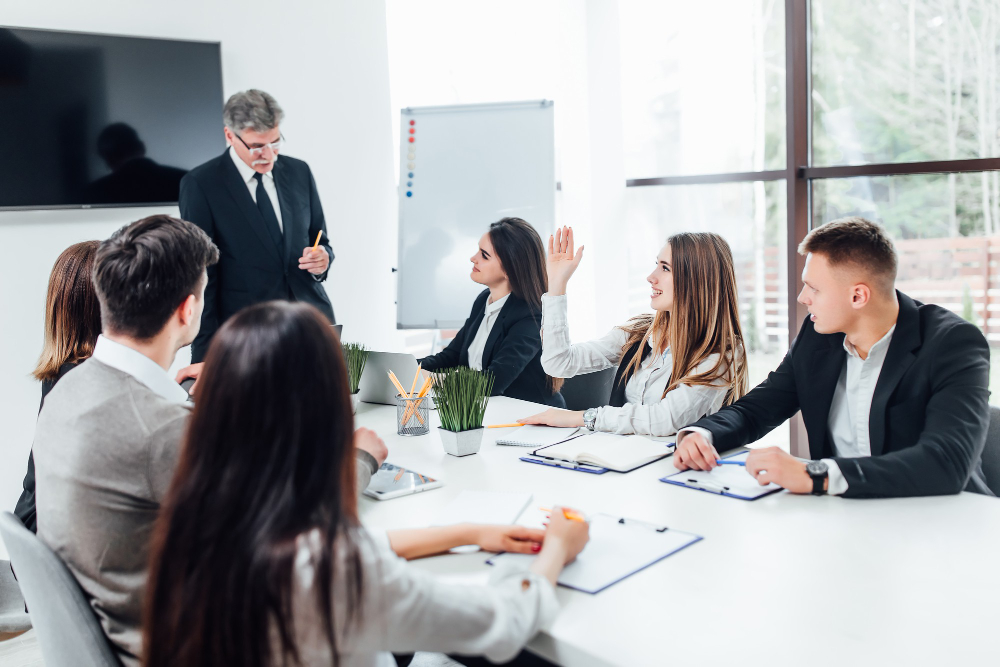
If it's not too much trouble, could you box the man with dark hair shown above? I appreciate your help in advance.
[674,216,993,498]
[32,214,385,667]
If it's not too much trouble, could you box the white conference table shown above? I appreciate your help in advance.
[356,397,1000,667]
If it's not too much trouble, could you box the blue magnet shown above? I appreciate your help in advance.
[408,172,414,178]
[406,191,413,197]
[407,181,412,186]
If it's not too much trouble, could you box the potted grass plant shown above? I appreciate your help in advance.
[432,367,494,456]
[343,342,370,414]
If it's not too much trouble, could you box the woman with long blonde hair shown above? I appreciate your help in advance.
[519,227,748,436]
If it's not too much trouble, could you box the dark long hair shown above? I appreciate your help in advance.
[143,302,362,667]
[488,217,564,393]
[34,241,101,381]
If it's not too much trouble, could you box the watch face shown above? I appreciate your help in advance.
[584,408,598,421]
[806,460,828,476]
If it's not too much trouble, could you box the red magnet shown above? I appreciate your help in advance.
[408,137,414,143]
[409,120,415,126]
[409,128,415,134]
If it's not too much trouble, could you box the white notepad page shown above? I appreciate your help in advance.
[496,425,583,447]
[431,490,533,526]
[665,451,782,499]
[489,513,701,593]
[539,432,671,471]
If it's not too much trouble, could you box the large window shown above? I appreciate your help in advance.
[622,0,1000,452]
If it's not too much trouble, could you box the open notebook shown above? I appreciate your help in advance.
[496,425,583,447]
[532,432,673,473]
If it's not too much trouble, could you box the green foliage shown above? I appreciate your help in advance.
[962,283,976,326]
[432,367,494,432]
[342,342,370,394]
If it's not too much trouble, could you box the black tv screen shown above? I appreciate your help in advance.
[0,27,223,210]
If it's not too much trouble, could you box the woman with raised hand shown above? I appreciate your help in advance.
[15,240,102,532]
[418,216,565,407]
[519,226,748,436]
[143,301,588,667]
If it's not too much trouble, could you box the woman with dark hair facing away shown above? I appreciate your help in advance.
[143,301,588,667]
[520,227,748,436]
[419,217,566,407]
[14,240,102,532]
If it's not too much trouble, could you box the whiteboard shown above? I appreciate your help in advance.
[396,100,556,329]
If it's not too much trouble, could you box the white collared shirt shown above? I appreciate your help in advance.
[678,325,897,496]
[91,335,189,404]
[539,294,730,436]
[820,325,896,494]
[229,146,283,233]
[467,293,510,371]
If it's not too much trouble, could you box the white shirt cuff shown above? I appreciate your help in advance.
[677,426,714,447]
[822,459,849,495]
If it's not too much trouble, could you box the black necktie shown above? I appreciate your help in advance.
[253,172,283,248]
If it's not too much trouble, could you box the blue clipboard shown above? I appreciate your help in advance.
[660,450,784,500]
[519,455,608,474]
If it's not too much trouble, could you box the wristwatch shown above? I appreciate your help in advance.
[583,408,598,431]
[806,460,829,495]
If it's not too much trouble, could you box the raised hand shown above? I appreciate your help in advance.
[546,226,585,296]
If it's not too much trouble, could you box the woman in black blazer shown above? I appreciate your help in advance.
[420,218,565,408]
[15,241,102,532]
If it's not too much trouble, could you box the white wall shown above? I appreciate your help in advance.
[0,0,401,557]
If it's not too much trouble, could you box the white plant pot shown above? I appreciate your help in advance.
[351,392,360,414]
[438,427,484,457]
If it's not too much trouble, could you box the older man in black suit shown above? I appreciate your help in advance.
[177,89,335,369]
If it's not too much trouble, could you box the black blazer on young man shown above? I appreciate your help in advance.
[686,291,992,498]
[179,151,335,362]
[419,289,566,408]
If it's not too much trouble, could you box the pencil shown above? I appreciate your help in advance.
[401,375,434,424]
[388,371,409,398]
[539,507,586,523]
[486,423,523,429]
[408,365,422,401]
[311,230,323,251]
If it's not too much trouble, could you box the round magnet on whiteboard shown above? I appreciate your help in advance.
[409,128,415,134]
[406,191,412,197]
[408,172,414,178]
[407,181,412,187]
[409,120,415,126]
[408,137,414,143]
[407,153,415,160]
[407,162,415,169]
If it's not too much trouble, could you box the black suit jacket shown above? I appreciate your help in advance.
[179,151,335,362]
[687,292,992,498]
[420,290,565,408]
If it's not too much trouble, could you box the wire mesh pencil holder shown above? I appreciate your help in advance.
[396,394,430,436]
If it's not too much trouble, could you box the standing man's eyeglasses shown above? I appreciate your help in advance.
[232,131,284,157]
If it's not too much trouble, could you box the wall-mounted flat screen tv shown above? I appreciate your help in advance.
[0,27,223,210]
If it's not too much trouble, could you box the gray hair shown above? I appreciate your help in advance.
[223,89,284,133]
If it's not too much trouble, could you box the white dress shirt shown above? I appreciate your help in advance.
[229,146,283,233]
[467,293,510,371]
[273,527,558,666]
[539,294,730,436]
[678,325,897,496]
[91,335,189,404]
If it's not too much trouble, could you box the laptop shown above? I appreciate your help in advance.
[331,324,343,338]
[357,351,430,405]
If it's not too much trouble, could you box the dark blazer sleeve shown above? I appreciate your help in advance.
[836,321,991,498]
[687,319,806,452]
[179,176,219,364]
[485,310,543,396]
[307,166,333,282]
[419,318,470,371]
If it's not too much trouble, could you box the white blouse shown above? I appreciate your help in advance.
[540,293,732,436]
[271,527,558,667]
[467,293,510,371]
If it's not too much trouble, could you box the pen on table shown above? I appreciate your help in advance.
[311,230,323,252]
[716,459,746,466]
[686,479,730,494]
[539,506,586,523]
[486,423,522,429]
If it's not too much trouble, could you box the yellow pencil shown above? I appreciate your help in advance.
[539,507,586,523]
[311,230,323,251]
[401,375,434,424]
[486,423,523,429]
[387,371,409,397]
[408,365,422,400]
